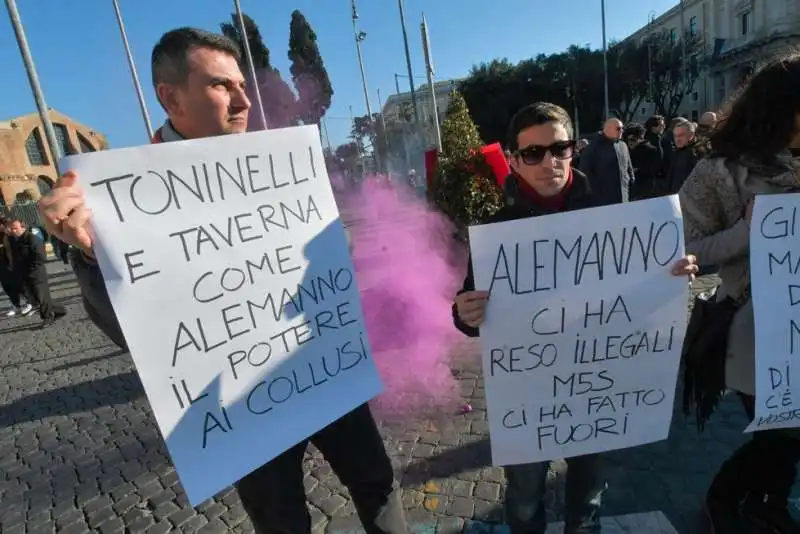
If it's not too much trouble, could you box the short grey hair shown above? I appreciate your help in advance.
[151,27,241,89]
[673,119,696,134]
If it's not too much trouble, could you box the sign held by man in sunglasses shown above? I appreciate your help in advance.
[468,195,688,465]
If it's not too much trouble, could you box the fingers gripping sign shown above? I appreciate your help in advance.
[38,170,95,257]
[456,290,490,328]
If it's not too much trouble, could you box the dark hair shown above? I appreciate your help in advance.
[507,102,574,152]
[151,27,241,89]
[624,122,646,141]
[644,115,664,130]
[711,51,800,160]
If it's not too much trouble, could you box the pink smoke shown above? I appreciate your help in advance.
[338,177,469,422]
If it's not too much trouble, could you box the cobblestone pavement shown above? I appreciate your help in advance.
[0,255,782,533]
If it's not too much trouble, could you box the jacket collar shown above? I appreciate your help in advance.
[152,121,185,144]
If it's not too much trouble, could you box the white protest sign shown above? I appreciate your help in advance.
[746,193,800,432]
[468,195,688,466]
[64,126,383,505]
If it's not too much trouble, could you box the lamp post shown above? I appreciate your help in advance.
[233,0,267,129]
[351,0,381,172]
[601,0,609,118]
[647,11,656,102]
[111,0,153,139]
[420,13,441,151]
[397,0,419,122]
[6,0,62,169]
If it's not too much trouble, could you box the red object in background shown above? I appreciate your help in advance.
[480,142,511,188]
[424,148,439,189]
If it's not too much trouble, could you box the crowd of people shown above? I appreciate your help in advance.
[6,20,797,534]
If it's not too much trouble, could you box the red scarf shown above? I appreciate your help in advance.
[517,168,574,212]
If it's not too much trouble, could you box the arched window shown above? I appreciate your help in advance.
[54,123,74,155]
[37,176,53,196]
[78,133,96,153]
[25,129,48,166]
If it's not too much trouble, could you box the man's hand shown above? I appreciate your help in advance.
[455,290,490,328]
[38,171,94,257]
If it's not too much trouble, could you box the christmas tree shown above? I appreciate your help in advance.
[430,90,503,228]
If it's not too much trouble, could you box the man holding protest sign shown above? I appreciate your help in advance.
[453,102,698,534]
[38,27,407,534]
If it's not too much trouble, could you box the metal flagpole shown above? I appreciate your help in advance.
[397,0,419,122]
[601,0,609,119]
[420,13,441,151]
[112,0,153,139]
[6,0,62,169]
[233,0,268,129]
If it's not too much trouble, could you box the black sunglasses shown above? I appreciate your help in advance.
[515,140,576,165]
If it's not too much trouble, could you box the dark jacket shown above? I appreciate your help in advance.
[7,231,47,277]
[452,169,597,337]
[629,141,663,199]
[666,141,707,194]
[645,131,665,162]
[577,136,635,205]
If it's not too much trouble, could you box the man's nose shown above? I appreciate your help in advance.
[232,86,251,110]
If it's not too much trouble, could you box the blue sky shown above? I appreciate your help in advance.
[1,0,677,149]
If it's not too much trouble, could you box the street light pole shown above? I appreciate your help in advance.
[350,0,380,173]
[420,13,441,151]
[111,0,153,139]
[397,0,419,122]
[6,0,62,169]
[233,0,268,129]
[601,0,610,118]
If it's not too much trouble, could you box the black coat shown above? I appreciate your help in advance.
[666,144,703,194]
[452,169,597,337]
[630,141,663,198]
[578,136,635,205]
[7,231,47,280]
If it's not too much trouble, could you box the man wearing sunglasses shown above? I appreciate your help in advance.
[578,118,636,206]
[451,102,698,533]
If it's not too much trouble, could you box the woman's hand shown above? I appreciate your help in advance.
[671,254,699,280]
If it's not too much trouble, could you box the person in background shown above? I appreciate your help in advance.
[696,111,718,138]
[0,216,32,317]
[624,122,662,199]
[679,51,800,534]
[452,101,698,534]
[644,115,666,162]
[50,233,70,264]
[38,27,408,534]
[577,118,635,205]
[666,119,707,194]
[4,217,65,326]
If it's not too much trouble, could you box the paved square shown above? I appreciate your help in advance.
[0,247,766,533]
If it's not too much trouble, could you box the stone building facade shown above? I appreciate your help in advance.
[0,109,108,206]
[625,0,800,122]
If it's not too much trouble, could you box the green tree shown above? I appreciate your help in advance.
[288,10,333,125]
[220,13,298,128]
[430,90,502,227]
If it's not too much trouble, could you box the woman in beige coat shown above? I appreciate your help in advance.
[679,52,800,534]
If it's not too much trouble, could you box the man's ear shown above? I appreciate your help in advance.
[155,83,181,116]
[509,156,520,174]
